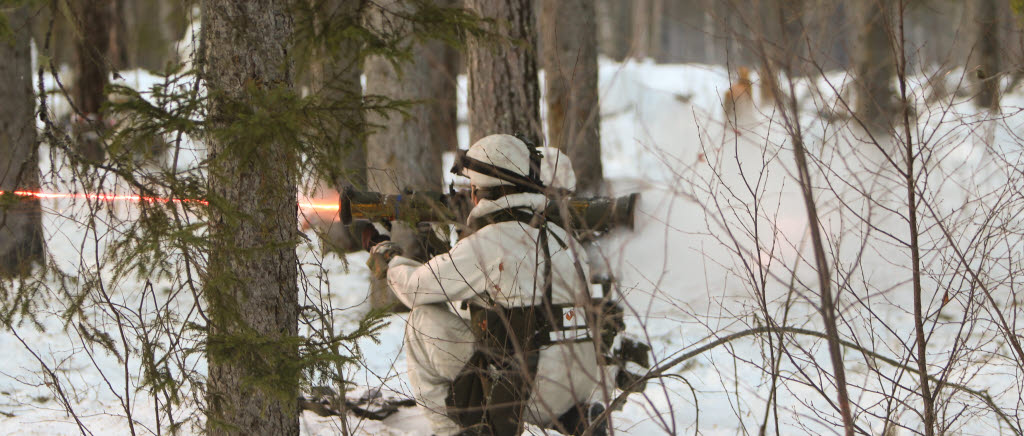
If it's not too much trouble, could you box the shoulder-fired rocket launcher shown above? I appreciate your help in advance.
[339,188,639,235]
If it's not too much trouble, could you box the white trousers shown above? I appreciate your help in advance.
[404,304,603,436]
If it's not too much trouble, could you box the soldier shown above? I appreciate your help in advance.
[369,134,606,435]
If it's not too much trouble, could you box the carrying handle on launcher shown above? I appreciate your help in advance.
[340,186,354,225]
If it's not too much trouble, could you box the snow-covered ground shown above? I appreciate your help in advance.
[3,57,1023,436]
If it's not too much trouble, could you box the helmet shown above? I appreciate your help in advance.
[464,134,533,188]
[538,147,576,193]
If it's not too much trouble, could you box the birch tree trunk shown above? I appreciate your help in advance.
[466,0,542,145]
[0,5,44,276]
[541,0,603,194]
[201,1,299,435]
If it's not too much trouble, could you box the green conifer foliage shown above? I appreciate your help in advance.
[3,0,490,432]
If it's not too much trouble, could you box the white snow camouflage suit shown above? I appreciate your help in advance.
[386,192,602,435]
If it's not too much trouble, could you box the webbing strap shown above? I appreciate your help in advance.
[466,208,537,232]
[452,152,543,193]
[449,132,545,195]
[468,208,567,250]
[538,218,555,337]
[452,204,587,434]
[511,132,544,191]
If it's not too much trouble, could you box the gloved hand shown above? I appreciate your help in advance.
[367,241,403,280]
[613,336,651,393]
[389,223,448,262]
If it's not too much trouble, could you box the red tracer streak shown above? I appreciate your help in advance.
[2,190,340,211]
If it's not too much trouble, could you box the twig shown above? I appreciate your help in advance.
[606,326,1021,435]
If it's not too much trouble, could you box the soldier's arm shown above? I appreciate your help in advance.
[386,232,494,308]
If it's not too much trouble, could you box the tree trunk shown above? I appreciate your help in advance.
[854,0,896,132]
[109,0,129,70]
[365,1,444,194]
[364,0,449,310]
[708,0,749,65]
[756,0,803,104]
[0,5,44,277]
[426,22,459,156]
[596,0,632,61]
[129,0,185,72]
[974,0,1000,110]
[631,0,667,62]
[310,0,366,191]
[73,0,113,161]
[75,0,112,117]
[803,0,853,71]
[201,1,299,435]
[649,0,665,61]
[32,5,76,69]
[663,0,708,63]
[540,0,603,194]
[760,0,803,69]
[466,0,542,146]
[631,0,651,60]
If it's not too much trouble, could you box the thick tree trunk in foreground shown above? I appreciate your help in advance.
[466,0,542,145]
[202,1,299,435]
[541,0,603,194]
[0,6,44,276]
[854,0,896,132]
[364,0,449,310]
[311,0,366,191]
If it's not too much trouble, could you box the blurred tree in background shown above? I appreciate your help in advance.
[541,0,603,194]
[0,2,44,277]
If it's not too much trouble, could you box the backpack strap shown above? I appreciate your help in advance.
[449,206,589,435]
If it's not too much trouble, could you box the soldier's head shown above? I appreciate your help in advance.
[463,134,535,205]
[460,135,577,205]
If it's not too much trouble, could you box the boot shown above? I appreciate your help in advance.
[554,402,608,436]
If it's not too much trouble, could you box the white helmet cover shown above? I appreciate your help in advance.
[465,134,533,188]
[538,146,576,193]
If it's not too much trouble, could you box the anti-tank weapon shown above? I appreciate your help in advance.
[329,187,639,260]
[340,187,640,236]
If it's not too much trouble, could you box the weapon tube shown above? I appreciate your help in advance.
[340,188,639,234]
